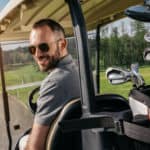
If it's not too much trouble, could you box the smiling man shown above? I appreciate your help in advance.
[19,18,80,150]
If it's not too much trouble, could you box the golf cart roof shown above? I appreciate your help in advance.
[0,0,143,41]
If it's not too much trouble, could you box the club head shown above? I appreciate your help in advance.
[143,47,150,61]
[131,63,139,73]
[144,32,150,42]
[106,67,131,85]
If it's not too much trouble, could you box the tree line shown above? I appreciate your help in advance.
[99,21,148,69]
[3,46,34,70]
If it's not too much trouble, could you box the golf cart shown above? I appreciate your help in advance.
[1,0,150,150]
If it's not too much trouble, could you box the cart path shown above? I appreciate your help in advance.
[0,94,33,150]
[6,81,41,90]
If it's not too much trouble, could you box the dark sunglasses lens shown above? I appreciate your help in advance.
[28,46,36,55]
[39,43,49,52]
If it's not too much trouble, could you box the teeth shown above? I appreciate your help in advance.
[39,56,47,61]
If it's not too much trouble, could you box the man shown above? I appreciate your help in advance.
[20,18,80,150]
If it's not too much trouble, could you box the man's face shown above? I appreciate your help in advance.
[29,25,61,72]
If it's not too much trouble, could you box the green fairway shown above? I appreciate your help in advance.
[4,64,46,86]
[2,64,150,105]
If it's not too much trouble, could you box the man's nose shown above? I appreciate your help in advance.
[34,48,42,57]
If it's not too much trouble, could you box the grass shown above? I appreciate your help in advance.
[4,65,46,86]
[1,64,150,105]
[0,64,46,105]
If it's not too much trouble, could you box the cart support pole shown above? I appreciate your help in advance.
[66,0,95,114]
[0,45,12,150]
[96,25,100,94]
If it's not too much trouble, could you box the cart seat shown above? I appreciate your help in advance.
[46,98,82,150]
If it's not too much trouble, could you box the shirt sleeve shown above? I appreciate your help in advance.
[34,79,66,126]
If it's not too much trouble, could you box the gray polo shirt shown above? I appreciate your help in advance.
[34,54,80,125]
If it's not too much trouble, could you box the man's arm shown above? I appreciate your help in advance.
[25,123,49,150]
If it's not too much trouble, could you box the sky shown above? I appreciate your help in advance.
[0,0,9,13]
[100,17,150,37]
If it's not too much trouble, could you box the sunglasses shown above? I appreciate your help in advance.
[28,40,60,55]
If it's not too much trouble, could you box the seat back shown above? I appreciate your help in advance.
[46,98,82,150]
[95,93,130,112]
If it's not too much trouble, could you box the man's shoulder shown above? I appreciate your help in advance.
[46,67,72,82]
[42,64,78,86]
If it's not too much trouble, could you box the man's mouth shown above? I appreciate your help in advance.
[37,56,49,65]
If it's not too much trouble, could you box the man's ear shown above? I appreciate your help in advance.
[59,38,67,50]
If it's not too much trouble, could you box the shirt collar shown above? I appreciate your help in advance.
[47,54,73,74]
[57,54,73,67]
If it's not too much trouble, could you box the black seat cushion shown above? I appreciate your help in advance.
[95,94,130,112]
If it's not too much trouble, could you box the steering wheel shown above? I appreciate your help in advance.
[28,86,40,114]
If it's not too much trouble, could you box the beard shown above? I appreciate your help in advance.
[45,49,60,71]
[38,46,61,72]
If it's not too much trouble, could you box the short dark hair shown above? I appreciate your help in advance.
[33,18,65,37]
